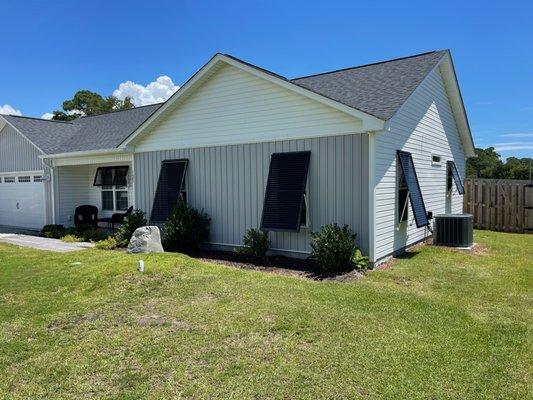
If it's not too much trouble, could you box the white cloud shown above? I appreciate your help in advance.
[41,112,54,120]
[500,133,533,138]
[494,142,533,151]
[0,104,22,116]
[113,75,179,106]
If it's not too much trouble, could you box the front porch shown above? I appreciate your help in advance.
[50,153,134,229]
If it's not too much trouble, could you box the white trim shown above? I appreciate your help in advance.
[0,169,44,176]
[367,131,376,262]
[0,115,46,155]
[51,153,133,167]
[119,53,385,148]
[41,148,127,160]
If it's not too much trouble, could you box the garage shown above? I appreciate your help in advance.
[0,172,46,230]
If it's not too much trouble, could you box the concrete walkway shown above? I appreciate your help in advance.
[0,233,94,252]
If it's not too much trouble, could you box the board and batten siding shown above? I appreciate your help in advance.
[132,63,363,153]
[134,135,370,256]
[0,123,43,173]
[373,64,467,261]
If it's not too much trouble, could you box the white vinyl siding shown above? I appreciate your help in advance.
[132,63,363,152]
[54,163,133,226]
[0,124,43,173]
[134,134,370,257]
[373,65,467,261]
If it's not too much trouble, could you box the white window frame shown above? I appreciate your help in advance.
[33,175,43,182]
[4,177,15,183]
[101,185,129,212]
[300,192,310,229]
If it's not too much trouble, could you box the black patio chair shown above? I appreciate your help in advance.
[74,205,99,228]
[98,206,133,234]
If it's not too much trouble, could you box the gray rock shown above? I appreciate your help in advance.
[126,226,164,254]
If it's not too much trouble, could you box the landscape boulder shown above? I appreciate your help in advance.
[126,226,164,254]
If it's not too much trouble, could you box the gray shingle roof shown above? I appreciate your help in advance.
[291,50,448,120]
[1,104,161,155]
[1,51,448,155]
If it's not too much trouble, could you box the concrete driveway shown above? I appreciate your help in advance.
[0,230,94,253]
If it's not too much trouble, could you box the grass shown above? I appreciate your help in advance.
[0,230,531,399]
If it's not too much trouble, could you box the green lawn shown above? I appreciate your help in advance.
[0,231,531,399]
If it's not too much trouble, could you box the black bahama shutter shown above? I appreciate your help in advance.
[151,159,188,222]
[261,151,311,232]
[93,166,129,186]
[447,161,465,194]
[397,151,429,228]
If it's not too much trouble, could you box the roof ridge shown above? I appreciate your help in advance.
[291,50,448,81]
[78,102,164,119]
[0,114,74,124]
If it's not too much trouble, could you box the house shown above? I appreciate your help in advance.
[0,50,475,264]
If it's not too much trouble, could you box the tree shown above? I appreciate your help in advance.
[467,147,532,180]
[52,90,134,121]
[466,147,504,178]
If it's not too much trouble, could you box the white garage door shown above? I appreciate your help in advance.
[0,173,46,230]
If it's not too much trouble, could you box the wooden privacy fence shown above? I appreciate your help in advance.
[463,179,533,233]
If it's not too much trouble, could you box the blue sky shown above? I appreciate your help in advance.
[1,0,532,158]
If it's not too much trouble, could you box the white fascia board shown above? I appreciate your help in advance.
[0,115,46,154]
[119,53,385,148]
[40,148,128,160]
[438,53,476,157]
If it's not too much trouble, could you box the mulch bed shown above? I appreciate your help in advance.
[188,249,365,282]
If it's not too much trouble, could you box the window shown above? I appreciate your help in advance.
[4,177,15,183]
[151,159,189,222]
[432,154,442,165]
[261,151,311,232]
[33,175,43,182]
[0,177,2,183]
[397,169,408,223]
[101,188,115,211]
[115,189,129,211]
[447,161,465,194]
[18,176,31,183]
[397,151,429,228]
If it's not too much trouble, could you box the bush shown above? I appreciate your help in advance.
[115,210,147,247]
[95,236,118,250]
[310,223,359,273]
[236,228,270,260]
[163,200,211,252]
[61,234,82,243]
[62,226,111,243]
[41,224,65,239]
[352,249,369,271]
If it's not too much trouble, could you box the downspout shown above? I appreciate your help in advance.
[41,157,56,224]
[367,131,376,264]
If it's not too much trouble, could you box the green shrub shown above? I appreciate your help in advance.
[95,236,118,250]
[236,228,270,260]
[41,224,65,239]
[310,223,359,273]
[62,226,111,243]
[61,234,83,243]
[352,249,369,271]
[163,200,210,252]
[115,210,147,247]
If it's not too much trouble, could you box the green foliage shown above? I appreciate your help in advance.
[52,90,134,121]
[310,223,359,273]
[41,224,66,239]
[352,249,369,271]
[61,234,83,243]
[115,210,147,247]
[163,200,211,252]
[95,237,118,250]
[237,229,271,259]
[61,226,111,243]
[467,147,532,180]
